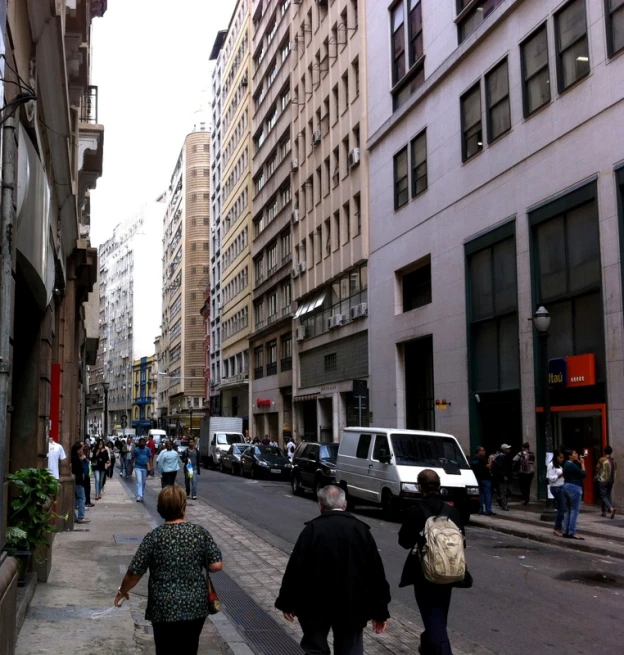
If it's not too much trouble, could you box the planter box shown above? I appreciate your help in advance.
[33,542,52,583]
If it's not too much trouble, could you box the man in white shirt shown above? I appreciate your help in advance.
[286,437,296,462]
[47,436,67,480]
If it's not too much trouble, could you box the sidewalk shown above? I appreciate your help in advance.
[470,498,624,560]
[15,476,232,655]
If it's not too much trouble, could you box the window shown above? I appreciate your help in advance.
[203,242,209,250]
[342,72,349,111]
[485,59,510,142]
[356,434,372,459]
[281,334,292,371]
[461,83,482,161]
[391,3,406,84]
[324,218,331,256]
[373,434,390,460]
[408,0,423,66]
[254,346,264,380]
[324,353,337,371]
[353,193,361,236]
[254,256,264,284]
[606,0,624,56]
[390,1,424,110]
[343,201,351,243]
[267,340,277,376]
[521,25,550,117]
[394,147,409,209]
[457,0,504,44]
[555,0,590,92]
[402,261,432,311]
[267,242,278,275]
[281,231,291,259]
[410,130,427,197]
[352,57,360,96]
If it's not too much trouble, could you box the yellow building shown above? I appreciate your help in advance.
[132,356,155,435]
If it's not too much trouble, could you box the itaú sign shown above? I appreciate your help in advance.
[256,399,271,408]
[548,354,596,388]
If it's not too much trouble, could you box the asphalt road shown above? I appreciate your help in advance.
[192,468,623,655]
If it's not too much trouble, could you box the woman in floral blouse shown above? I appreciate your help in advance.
[114,485,223,654]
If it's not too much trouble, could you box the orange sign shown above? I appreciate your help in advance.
[565,354,596,387]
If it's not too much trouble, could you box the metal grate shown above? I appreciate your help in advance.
[216,571,304,655]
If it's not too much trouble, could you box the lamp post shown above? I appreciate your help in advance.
[533,306,555,519]
[102,381,110,439]
[187,397,195,440]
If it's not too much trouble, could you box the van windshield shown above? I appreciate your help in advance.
[390,433,469,470]
[217,433,242,445]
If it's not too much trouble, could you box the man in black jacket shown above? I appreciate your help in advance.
[398,469,467,655]
[276,485,390,655]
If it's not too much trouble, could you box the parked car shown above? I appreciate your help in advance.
[335,428,480,523]
[219,443,248,475]
[240,445,292,479]
[291,441,338,496]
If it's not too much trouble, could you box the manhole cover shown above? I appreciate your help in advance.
[556,570,624,587]
[113,534,143,544]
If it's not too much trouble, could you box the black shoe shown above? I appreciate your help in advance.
[486,512,497,516]
[502,506,509,511]
[523,500,530,505]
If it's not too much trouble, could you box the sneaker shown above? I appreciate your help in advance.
[136,498,142,502]
[86,503,95,508]
[486,512,497,516]
[192,496,197,500]
[76,519,91,524]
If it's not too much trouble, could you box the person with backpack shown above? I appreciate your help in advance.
[513,442,536,505]
[398,469,470,655]
[491,444,513,511]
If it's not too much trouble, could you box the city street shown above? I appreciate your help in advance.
[187,468,623,655]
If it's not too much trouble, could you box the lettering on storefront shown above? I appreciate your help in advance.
[547,354,596,388]
[321,385,337,393]
[256,399,271,408]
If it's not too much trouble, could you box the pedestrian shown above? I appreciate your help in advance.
[132,437,152,503]
[286,436,296,461]
[83,440,94,508]
[262,435,270,445]
[147,434,157,477]
[252,436,261,445]
[276,485,390,655]
[71,442,90,524]
[596,445,617,519]
[270,439,279,447]
[398,469,470,655]
[119,436,133,478]
[91,438,110,501]
[491,444,513,511]
[157,440,181,488]
[183,437,201,499]
[471,446,494,515]
[547,450,565,536]
[114,485,223,655]
[107,439,116,479]
[46,434,66,481]
[562,449,587,540]
[513,442,536,505]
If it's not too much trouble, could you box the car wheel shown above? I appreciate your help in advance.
[230,463,236,475]
[251,466,256,480]
[292,474,303,496]
[381,489,396,520]
[220,461,225,473]
[314,477,324,498]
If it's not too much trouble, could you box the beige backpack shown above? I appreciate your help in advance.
[417,504,466,584]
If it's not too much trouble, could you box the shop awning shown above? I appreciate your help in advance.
[293,393,319,403]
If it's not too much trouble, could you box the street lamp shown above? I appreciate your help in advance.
[533,306,555,519]
[101,381,110,439]
[187,396,194,440]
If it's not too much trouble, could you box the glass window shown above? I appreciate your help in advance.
[457,0,504,44]
[537,216,567,301]
[408,0,423,66]
[402,263,432,311]
[461,83,482,161]
[486,59,510,142]
[391,3,406,84]
[607,0,624,56]
[356,434,372,459]
[394,146,409,209]
[521,25,551,116]
[410,130,427,197]
[555,0,590,92]
[373,434,390,460]
[390,433,469,469]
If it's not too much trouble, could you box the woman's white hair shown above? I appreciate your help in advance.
[317,485,347,510]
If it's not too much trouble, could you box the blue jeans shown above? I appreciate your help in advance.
[599,481,614,513]
[75,483,86,521]
[478,480,492,514]
[94,470,105,496]
[120,457,130,476]
[550,485,565,531]
[185,467,198,497]
[135,467,147,499]
[563,483,582,536]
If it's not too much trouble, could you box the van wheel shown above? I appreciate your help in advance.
[314,478,324,498]
[381,489,396,520]
[219,461,225,473]
[292,475,303,495]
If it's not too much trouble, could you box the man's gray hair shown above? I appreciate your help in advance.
[317,485,347,511]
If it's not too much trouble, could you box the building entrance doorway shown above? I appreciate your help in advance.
[404,335,435,431]
[301,400,317,442]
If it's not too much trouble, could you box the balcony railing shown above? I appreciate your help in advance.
[266,362,277,376]
[281,357,292,372]
[81,86,99,124]
[254,366,264,380]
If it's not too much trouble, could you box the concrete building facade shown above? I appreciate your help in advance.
[290,0,370,442]
[210,1,253,427]
[160,127,211,436]
[366,0,624,503]
[248,0,294,444]
[131,355,155,436]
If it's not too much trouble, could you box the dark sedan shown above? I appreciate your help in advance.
[291,441,338,496]
[240,446,292,479]
[219,443,248,475]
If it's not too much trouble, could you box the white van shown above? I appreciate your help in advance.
[207,431,245,468]
[335,428,479,522]
[148,429,167,448]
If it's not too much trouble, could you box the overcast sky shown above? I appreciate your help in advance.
[89,0,237,245]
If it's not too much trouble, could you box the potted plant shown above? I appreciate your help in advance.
[4,526,31,586]
[4,468,66,583]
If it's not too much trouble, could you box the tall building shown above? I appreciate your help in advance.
[248,0,294,443]
[209,0,253,426]
[159,126,211,438]
[92,199,165,430]
[366,0,624,504]
[290,0,369,442]
[131,355,155,436]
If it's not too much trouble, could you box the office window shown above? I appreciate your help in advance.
[402,261,432,311]
[485,59,510,142]
[333,211,341,250]
[353,192,361,236]
[253,346,264,380]
[342,72,349,110]
[606,0,624,56]
[391,3,406,84]
[461,83,482,161]
[352,57,360,96]
[391,1,424,110]
[410,130,427,197]
[457,0,504,44]
[394,146,409,209]
[408,0,423,66]
[267,242,278,274]
[521,25,550,117]
[324,353,337,371]
[266,340,277,376]
[555,0,590,92]
[343,201,351,243]
[281,334,292,371]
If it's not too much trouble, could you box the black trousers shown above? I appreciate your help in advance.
[161,471,177,488]
[83,475,91,504]
[518,473,534,502]
[299,620,363,655]
[152,617,205,655]
[414,583,453,655]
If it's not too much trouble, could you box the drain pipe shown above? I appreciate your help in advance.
[0,113,18,548]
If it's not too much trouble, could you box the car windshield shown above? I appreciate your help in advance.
[257,446,284,457]
[390,433,469,470]
[233,445,246,454]
[217,433,242,445]
[319,443,338,461]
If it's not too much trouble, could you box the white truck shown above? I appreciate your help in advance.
[199,417,245,468]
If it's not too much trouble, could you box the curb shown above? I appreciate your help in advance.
[470,518,624,560]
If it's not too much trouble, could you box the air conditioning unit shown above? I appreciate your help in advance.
[296,326,308,341]
[292,209,300,223]
[329,314,345,329]
[348,147,360,167]
[292,267,300,279]
[299,261,307,273]
[313,130,322,145]
[291,158,299,171]
[359,302,368,316]
[349,305,361,320]
[326,317,335,331]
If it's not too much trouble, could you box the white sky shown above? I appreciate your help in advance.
[89,0,237,246]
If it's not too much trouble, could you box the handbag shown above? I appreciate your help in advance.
[207,577,221,615]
